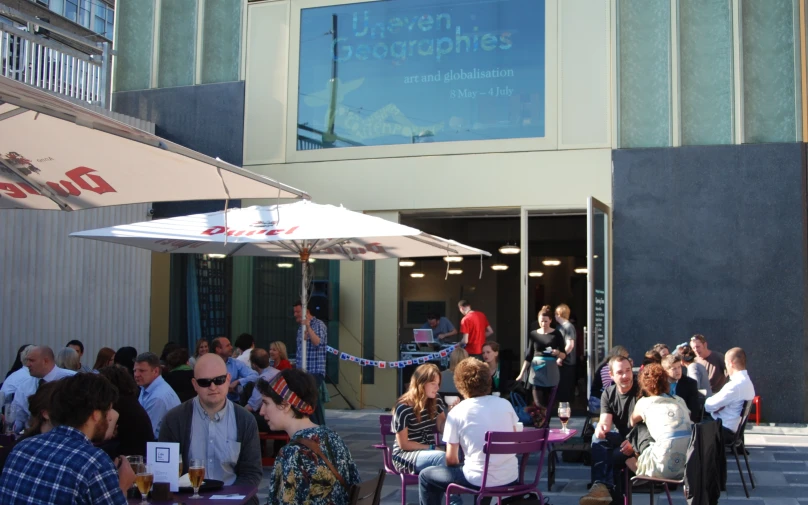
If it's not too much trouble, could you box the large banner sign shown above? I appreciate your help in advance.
[298,0,546,148]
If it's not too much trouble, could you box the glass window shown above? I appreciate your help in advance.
[94,3,106,35]
[157,0,198,88]
[106,6,114,40]
[49,0,64,16]
[679,0,733,145]
[297,0,546,149]
[199,0,242,84]
[64,0,78,22]
[742,0,797,143]
[79,0,91,28]
[113,0,154,92]
[618,0,671,148]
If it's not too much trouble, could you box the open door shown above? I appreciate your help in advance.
[586,197,611,400]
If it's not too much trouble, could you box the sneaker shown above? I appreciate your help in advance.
[579,482,613,505]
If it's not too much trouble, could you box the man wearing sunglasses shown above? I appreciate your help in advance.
[158,354,262,499]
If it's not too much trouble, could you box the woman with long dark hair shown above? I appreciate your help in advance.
[516,305,566,408]
[113,347,138,376]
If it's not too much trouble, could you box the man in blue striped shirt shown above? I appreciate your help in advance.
[211,337,258,402]
[0,373,135,505]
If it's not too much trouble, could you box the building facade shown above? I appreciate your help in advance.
[112,0,808,422]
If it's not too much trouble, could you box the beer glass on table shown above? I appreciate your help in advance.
[178,454,183,478]
[135,464,154,504]
[558,402,571,434]
[189,458,206,499]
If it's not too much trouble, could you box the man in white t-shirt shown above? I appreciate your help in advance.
[418,358,519,505]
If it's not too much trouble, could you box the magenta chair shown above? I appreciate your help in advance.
[373,414,419,505]
[445,428,550,505]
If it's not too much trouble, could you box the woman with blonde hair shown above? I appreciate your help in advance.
[439,347,468,395]
[188,339,208,368]
[270,341,292,371]
[392,363,446,474]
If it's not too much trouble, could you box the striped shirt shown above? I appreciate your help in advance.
[392,399,445,473]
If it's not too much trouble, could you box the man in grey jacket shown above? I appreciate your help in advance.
[159,354,262,500]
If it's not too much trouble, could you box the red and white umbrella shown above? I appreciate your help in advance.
[71,201,490,369]
[0,76,308,210]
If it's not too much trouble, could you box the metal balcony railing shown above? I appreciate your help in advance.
[0,12,110,107]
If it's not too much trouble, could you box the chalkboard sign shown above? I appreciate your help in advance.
[406,301,447,326]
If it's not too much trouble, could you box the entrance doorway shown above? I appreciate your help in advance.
[398,210,588,410]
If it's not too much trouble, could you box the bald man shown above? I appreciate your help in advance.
[11,346,76,431]
[704,347,755,440]
[159,354,262,497]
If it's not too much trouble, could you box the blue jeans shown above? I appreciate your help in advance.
[414,450,447,474]
[591,432,629,492]
[419,465,470,505]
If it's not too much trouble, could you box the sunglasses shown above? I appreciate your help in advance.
[195,374,227,388]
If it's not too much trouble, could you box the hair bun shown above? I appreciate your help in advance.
[541,305,552,312]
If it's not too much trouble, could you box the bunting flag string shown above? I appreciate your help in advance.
[326,345,456,369]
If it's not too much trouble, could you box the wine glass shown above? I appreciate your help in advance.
[135,464,153,504]
[189,458,206,499]
[558,402,571,434]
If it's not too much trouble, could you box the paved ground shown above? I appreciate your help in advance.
[255,410,808,505]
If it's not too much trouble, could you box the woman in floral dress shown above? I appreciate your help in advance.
[257,369,360,505]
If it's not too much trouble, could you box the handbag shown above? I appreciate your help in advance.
[294,438,347,488]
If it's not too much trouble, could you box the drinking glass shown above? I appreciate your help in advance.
[178,454,183,478]
[135,464,153,504]
[558,402,571,434]
[3,405,16,436]
[189,458,206,499]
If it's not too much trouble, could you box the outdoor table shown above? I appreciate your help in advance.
[127,485,258,505]
[532,428,578,491]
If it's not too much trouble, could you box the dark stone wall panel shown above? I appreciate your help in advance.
[613,143,806,422]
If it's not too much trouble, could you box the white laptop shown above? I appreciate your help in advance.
[413,328,434,344]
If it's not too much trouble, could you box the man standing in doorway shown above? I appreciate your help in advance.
[555,304,577,403]
[690,334,728,393]
[457,300,494,359]
[294,300,328,426]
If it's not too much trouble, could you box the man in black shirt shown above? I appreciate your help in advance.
[580,355,638,505]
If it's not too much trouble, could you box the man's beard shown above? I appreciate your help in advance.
[92,416,109,443]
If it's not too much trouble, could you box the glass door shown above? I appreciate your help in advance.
[586,197,611,399]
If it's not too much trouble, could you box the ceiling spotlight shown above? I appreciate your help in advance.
[206,254,227,259]
[443,255,463,263]
[410,272,425,278]
[308,258,316,263]
[448,268,463,275]
[528,271,544,277]
[542,259,561,266]
[574,268,588,274]
[498,242,521,255]
[277,263,294,268]
[399,259,415,267]
[491,263,509,271]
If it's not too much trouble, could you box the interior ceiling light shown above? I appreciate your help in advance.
[491,263,509,271]
[399,259,415,267]
[443,255,463,263]
[574,268,588,274]
[206,254,227,259]
[498,242,521,255]
[542,259,561,266]
[277,263,294,268]
[448,268,463,275]
[528,271,544,277]
[410,272,425,278]
[308,258,316,263]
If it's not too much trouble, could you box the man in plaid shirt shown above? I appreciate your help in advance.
[294,300,328,425]
[0,373,135,505]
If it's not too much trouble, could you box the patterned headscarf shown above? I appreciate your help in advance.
[267,373,314,416]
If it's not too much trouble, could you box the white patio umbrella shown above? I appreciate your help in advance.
[70,200,491,369]
[0,76,308,210]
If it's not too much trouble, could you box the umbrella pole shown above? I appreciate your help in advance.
[299,246,310,372]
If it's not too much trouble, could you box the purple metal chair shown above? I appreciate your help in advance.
[445,428,550,505]
[373,414,419,505]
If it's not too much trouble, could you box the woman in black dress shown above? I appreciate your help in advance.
[516,305,566,409]
[98,365,155,458]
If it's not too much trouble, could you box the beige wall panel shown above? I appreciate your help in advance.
[363,211,399,410]
[337,260,364,408]
[248,148,612,211]
[244,1,290,165]
[558,0,611,148]
[150,252,171,354]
